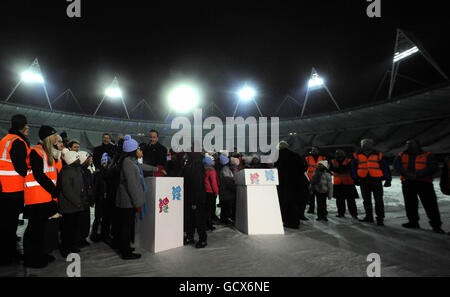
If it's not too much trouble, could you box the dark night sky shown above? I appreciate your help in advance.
[1,0,449,120]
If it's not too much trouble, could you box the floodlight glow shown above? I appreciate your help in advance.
[393,46,419,62]
[308,74,324,89]
[168,85,200,112]
[21,71,44,83]
[238,86,256,101]
[105,87,122,98]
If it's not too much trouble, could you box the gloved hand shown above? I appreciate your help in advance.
[384,180,391,187]
[49,213,62,220]
[137,206,142,213]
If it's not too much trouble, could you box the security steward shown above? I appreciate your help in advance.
[352,139,391,226]
[23,125,60,268]
[0,114,30,266]
[394,139,444,233]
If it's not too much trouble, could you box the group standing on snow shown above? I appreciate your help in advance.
[0,114,449,269]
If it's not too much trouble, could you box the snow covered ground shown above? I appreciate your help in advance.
[1,177,449,277]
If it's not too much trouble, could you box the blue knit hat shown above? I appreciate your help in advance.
[220,154,229,165]
[123,135,139,153]
[203,156,213,166]
[101,152,111,165]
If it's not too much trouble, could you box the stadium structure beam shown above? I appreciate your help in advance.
[93,76,130,119]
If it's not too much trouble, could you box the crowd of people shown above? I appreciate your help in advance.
[0,114,449,269]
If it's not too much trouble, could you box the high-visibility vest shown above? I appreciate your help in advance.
[331,159,354,185]
[55,158,63,173]
[398,152,433,183]
[24,144,58,205]
[0,134,30,193]
[353,152,383,178]
[305,155,325,180]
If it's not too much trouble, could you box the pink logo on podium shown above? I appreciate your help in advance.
[159,197,169,213]
[250,173,260,184]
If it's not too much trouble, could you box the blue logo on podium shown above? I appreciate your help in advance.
[265,170,275,181]
[172,186,182,200]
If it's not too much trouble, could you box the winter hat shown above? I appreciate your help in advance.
[78,151,90,164]
[63,150,80,165]
[230,157,240,166]
[219,150,229,157]
[318,160,329,169]
[39,125,57,140]
[123,134,139,153]
[220,154,229,165]
[11,114,28,131]
[203,156,213,166]
[60,131,68,139]
[276,141,289,150]
[101,152,111,165]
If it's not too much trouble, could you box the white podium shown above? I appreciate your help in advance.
[235,169,284,235]
[138,177,184,253]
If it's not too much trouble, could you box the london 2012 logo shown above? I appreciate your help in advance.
[159,197,170,213]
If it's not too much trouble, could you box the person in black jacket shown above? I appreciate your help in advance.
[275,141,310,229]
[440,156,450,196]
[0,114,30,265]
[182,150,208,248]
[218,153,236,225]
[78,151,95,247]
[141,129,167,172]
[93,133,115,170]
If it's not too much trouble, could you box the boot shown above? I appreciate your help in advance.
[359,217,374,223]
[402,222,420,229]
[195,241,207,249]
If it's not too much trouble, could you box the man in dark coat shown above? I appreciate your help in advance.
[141,130,167,173]
[275,141,310,229]
[93,133,115,170]
[182,150,207,248]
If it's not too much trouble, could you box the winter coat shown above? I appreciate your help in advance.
[311,168,333,199]
[204,165,219,195]
[116,156,158,209]
[58,164,85,214]
[182,153,207,206]
[218,165,236,202]
[142,142,167,169]
[80,165,95,208]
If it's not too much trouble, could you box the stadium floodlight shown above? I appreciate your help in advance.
[5,58,52,110]
[307,73,324,89]
[21,70,44,83]
[93,76,130,119]
[393,46,419,62]
[105,87,122,98]
[238,86,256,101]
[232,84,263,117]
[168,84,200,113]
[301,67,340,118]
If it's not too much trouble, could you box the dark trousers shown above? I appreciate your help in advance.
[402,181,442,228]
[308,191,317,212]
[299,196,308,217]
[78,208,90,242]
[205,192,217,227]
[0,192,23,261]
[360,180,384,221]
[60,212,81,252]
[23,206,49,264]
[117,208,136,255]
[185,203,207,242]
[316,193,328,219]
[92,195,114,238]
[336,197,358,217]
[220,198,236,222]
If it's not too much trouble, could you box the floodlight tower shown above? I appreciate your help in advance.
[4,58,53,110]
[164,84,201,121]
[387,29,448,100]
[301,67,340,118]
[232,85,263,117]
[93,76,130,119]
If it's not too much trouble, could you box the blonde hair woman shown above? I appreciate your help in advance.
[23,125,61,269]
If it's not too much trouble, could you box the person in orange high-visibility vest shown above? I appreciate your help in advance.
[351,139,391,226]
[0,114,30,266]
[305,146,326,214]
[330,149,359,219]
[23,125,60,269]
[393,139,444,234]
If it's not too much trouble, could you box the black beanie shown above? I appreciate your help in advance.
[39,125,57,140]
[11,114,28,131]
[60,131,68,139]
